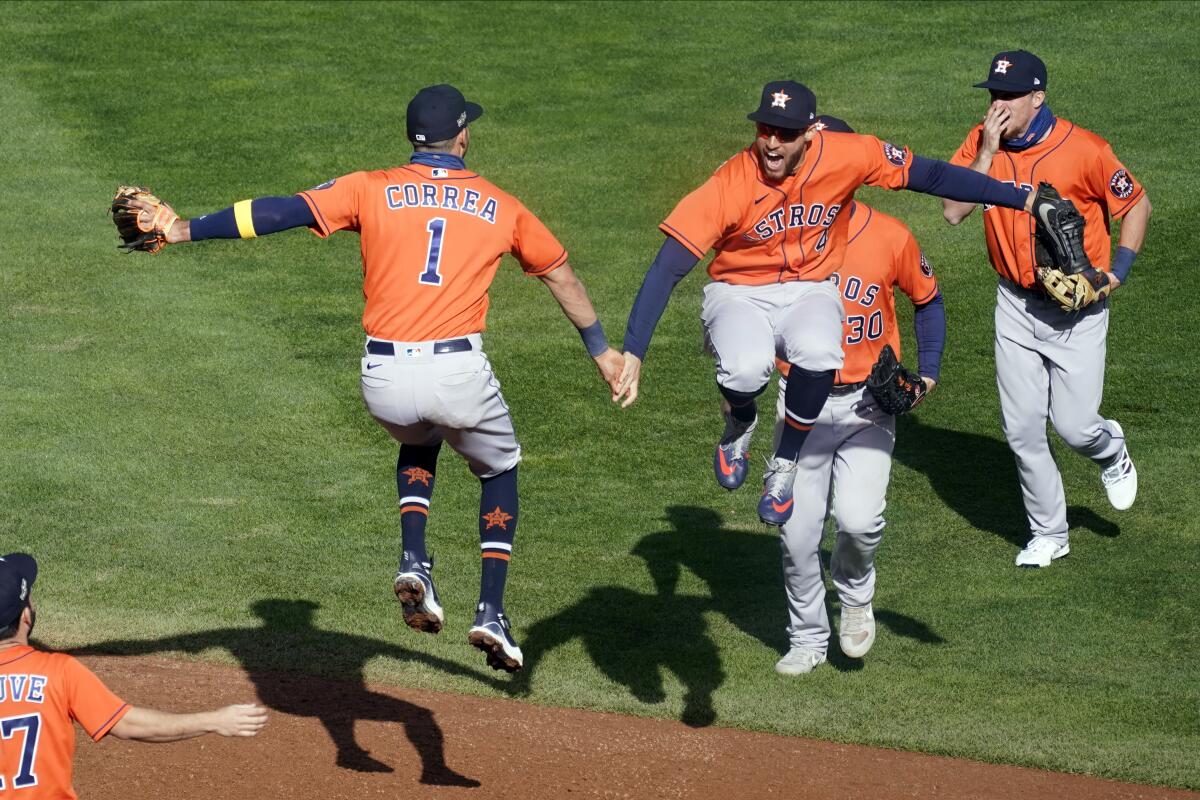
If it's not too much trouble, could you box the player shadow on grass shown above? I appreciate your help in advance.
[514,507,944,725]
[70,599,487,787]
[892,417,1121,548]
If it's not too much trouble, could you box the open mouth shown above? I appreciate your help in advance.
[764,152,785,171]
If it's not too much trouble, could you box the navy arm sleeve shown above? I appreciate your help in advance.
[912,291,946,382]
[907,156,1029,211]
[190,196,315,240]
[622,236,701,360]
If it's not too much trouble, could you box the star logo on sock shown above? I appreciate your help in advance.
[402,467,432,487]
[482,506,513,530]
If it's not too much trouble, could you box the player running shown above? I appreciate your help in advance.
[0,553,266,798]
[768,116,945,675]
[942,51,1150,568]
[615,79,1055,527]
[110,85,623,671]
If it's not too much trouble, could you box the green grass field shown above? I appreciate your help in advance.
[2,0,1198,789]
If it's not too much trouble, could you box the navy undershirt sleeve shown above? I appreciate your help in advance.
[189,195,315,240]
[622,236,701,360]
[913,291,946,382]
[907,155,1029,211]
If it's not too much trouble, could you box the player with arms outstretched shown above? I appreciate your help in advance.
[0,553,266,799]
[943,51,1150,568]
[616,80,1052,527]
[769,117,945,674]
[111,85,623,671]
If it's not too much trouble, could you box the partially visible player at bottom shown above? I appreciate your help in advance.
[0,553,267,799]
[943,51,1150,568]
[111,85,623,671]
[766,116,946,675]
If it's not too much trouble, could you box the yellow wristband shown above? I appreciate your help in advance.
[233,200,257,238]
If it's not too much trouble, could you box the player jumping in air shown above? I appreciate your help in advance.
[111,85,624,671]
[615,80,1053,527]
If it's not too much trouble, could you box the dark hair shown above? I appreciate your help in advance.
[413,135,459,153]
[0,613,21,639]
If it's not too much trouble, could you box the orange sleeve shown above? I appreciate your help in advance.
[948,127,980,168]
[856,134,913,191]
[659,170,737,259]
[511,202,568,276]
[894,231,939,306]
[1088,143,1145,220]
[297,172,369,239]
[64,657,130,742]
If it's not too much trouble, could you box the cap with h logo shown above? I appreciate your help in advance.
[747,80,817,130]
[0,553,37,627]
[407,84,484,144]
[974,50,1048,93]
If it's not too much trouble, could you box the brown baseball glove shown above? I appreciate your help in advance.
[111,186,179,253]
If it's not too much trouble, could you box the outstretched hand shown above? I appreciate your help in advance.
[593,347,624,393]
[211,703,269,737]
[613,352,642,408]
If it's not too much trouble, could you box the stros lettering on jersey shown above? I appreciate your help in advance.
[951,118,1144,288]
[661,131,913,285]
[300,163,567,341]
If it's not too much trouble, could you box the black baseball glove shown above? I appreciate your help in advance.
[866,344,927,415]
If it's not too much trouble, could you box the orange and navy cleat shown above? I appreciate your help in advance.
[714,413,756,490]
[757,457,798,526]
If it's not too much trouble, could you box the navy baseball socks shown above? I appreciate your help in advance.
[759,367,834,526]
[394,444,444,633]
[715,385,760,490]
[471,466,523,671]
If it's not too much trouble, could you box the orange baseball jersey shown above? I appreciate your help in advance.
[661,132,913,285]
[950,118,1144,288]
[0,646,130,798]
[777,202,938,385]
[299,163,568,341]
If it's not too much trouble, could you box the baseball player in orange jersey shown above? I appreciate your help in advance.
[115,85,623,671]
[766,117,945,675]
[617,80,1047,528]
[0,554,266,799]
[943,51,1151,568]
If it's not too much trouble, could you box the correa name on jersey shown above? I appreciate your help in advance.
[0,673,49,703]
[744,202,843,242]
[385,182,499,225]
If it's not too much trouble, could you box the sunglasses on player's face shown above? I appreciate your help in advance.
[756,122,804,143]
[989,89,1033,102]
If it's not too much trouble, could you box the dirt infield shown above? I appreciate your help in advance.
[73,655,1194,800]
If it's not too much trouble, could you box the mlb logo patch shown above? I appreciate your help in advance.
[1109,169,1134,199]
[883,142,908,167]
[405,347,423,358]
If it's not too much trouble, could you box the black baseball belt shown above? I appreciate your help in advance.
[828,381,866,396]
[366,338,473,356]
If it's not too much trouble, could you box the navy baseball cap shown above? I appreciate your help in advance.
[747,80,817,130]
[974,50,1047,93]
[814,115,854,134]
[407,84,483,144]
[0,553,37,627]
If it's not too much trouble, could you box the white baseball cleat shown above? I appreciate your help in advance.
[774,646,826,676]
[1100,420,1137,511]
[838,603,876,659]
[1015,536,1070,568]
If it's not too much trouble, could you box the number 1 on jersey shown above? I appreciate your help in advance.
[420,218,446,286]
